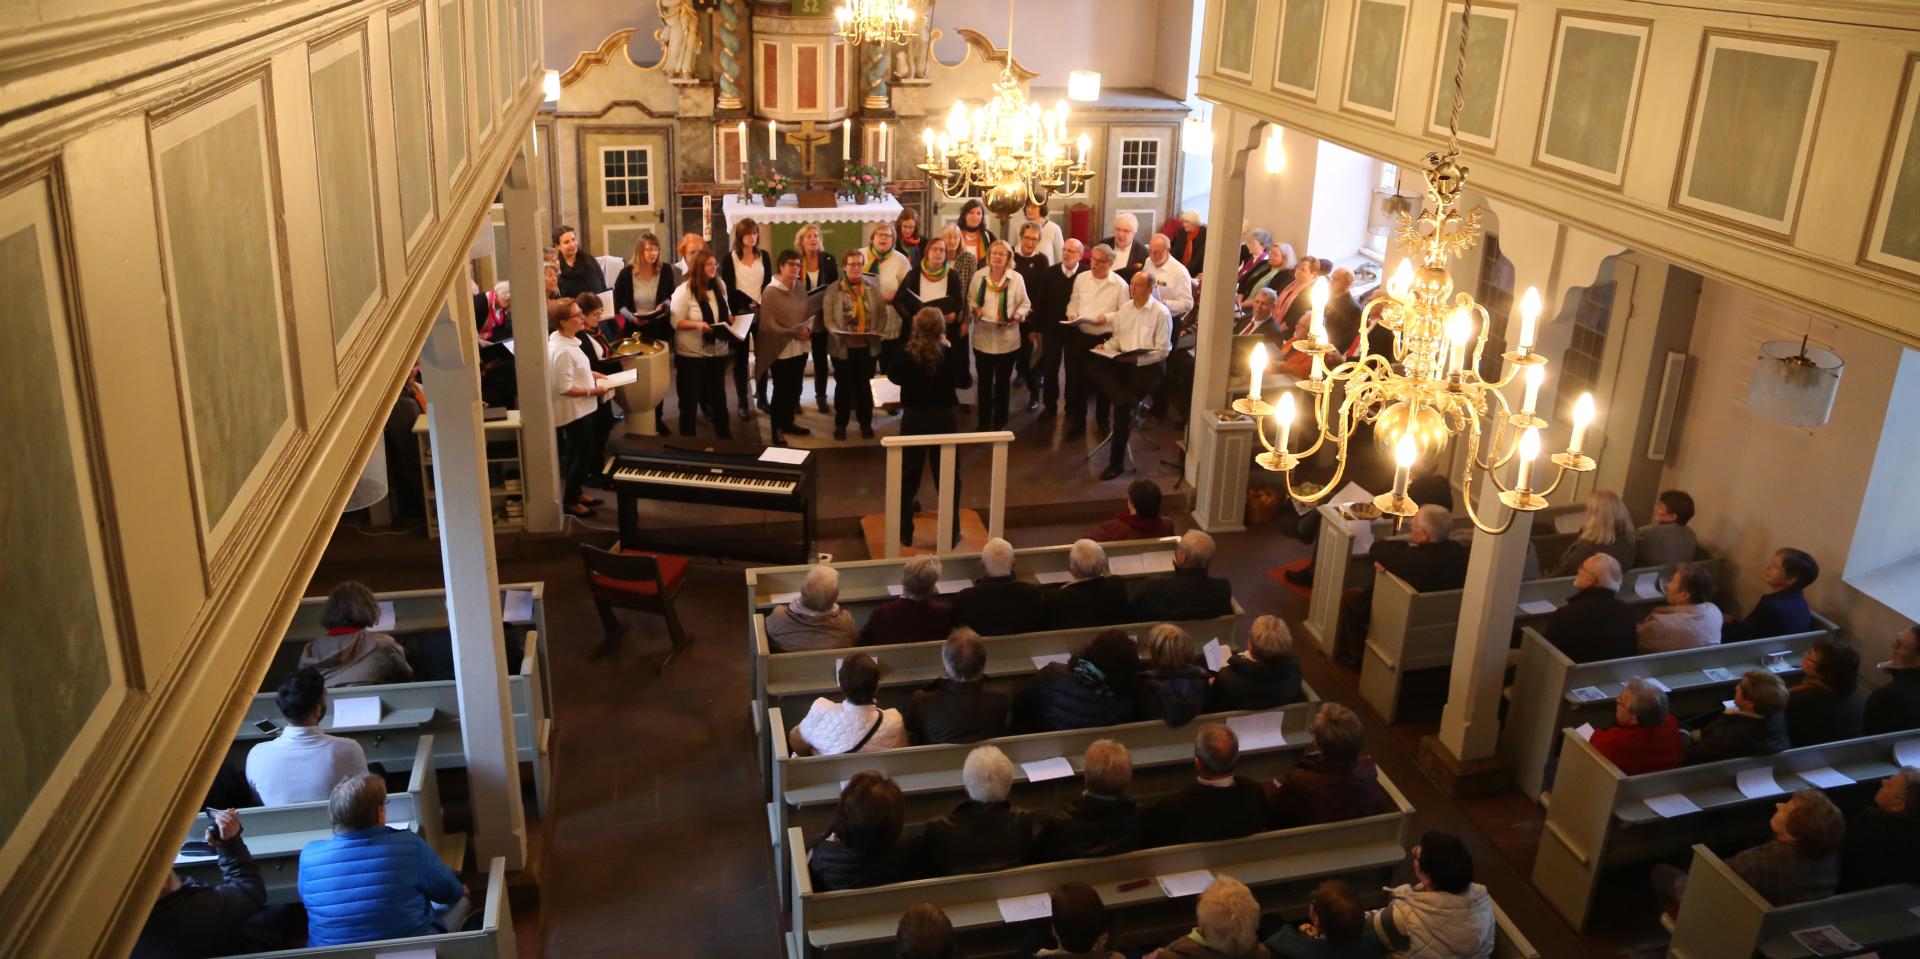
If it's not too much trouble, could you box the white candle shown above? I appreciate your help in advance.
[1311,352,1325,382]
[1446,308,1472,374]
[1247,342,1268,402]
[1388,259,1414,301]
[879,121,888,162]
[1516,427,1540,490]
[922,127,935,162]
[1521,365,1543,417]
[1569,392,1596,454]
[1276,391,1295,453]
[736,121,747,163]
[1518,287,1541,355]
[1309,276,1329,345]
[1077,133,1090,163]
[843,119,851,161]
[768,119,778,158]
[1391,433,1417,501]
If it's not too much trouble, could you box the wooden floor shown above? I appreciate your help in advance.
[316,430,1674,958]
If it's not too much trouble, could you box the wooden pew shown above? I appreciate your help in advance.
[1531,727,1914,927]
[765,693,1319,902]
[1500,616,1836,799]
[272,582,549,694]
[1493,899,1541,959]
[221,857,515,959]
[1666,844,1920,959]
[783,771,1414,958]
[178,737,462,902]
[1358,555,1722,722]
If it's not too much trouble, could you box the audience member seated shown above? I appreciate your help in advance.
[1725,547,1818,642]
[133,808,280,959]
[808,772,916,891]
[1210,615,1305,712]
[1635,489,1698,567]
[1264,880,1382,959]
[1636,563,1722,653]
[1035,739,1143,861]
[1547,490,1637,578]
[1145,724,1269,846]
[951,537,1047,637]
[789,654,908,756]
[1687,669,1790,764]
[1016,630,1142,731]
[1541,555,1637,663]
[1588,678,1686,776]
[1134,531,1235,622]
[1149,875,1272,959]
[1866,625,1920,734]
[1043,539,1135,629]
[1268,703,1384,828]
[1652,788,1844,908]
[1090,479,1177,543]
[1337,505,1468,668]
[767,565,859,653]
[1786,636,1864,746]
[1368,832,1495,959]
[1839,768,1920,892]
[906,629,1010,744]
[245,667,371,807]
[859,555,953,647]
[1137,624,1211,726]
[300,773,468,947]
[893,903,955,959]
[920,745,1035,875]
[1035,882,1126,959]
[300,581,414,687]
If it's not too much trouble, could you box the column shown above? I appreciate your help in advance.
[419,294,528,868]
[1435,480,1536,765]
[503,145,561,532]
[714,0,749,110]
[1184,107,1262,488]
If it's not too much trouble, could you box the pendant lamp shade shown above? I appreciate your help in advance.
[1748,338,1843,428]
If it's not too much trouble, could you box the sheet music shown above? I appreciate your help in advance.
[723,313,755,342]
[758,447,810,465]
[1642,793,1702,818]
[601,368,638,389]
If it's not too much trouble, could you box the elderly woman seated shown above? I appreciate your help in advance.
[300,581,414,687]
[1035,739,1143,862]
[1016,629,1141,732]
[1042,539,1134,630]
[1636,562,1723,653]
[920,745,1035,876]
[1653,788,1845,908]
[789,654,908,756]
[859,555,953,647]
[1727,547,1820,642]
[1210,615,1304,712]
[1547,490,1637,578]
[808,771,915,891]
[1135,624,1211,727]
[1688,669,1790,764]
[767,565,859,653]
[1267,703,1384,828]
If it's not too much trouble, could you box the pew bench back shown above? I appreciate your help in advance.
[1667,844,1920,959]
[220,857,514,959]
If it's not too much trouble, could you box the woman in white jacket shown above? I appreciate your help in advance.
[967,241,1031,431]
[1368,832,1495,959]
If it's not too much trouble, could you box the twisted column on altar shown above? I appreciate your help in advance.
[713,0,749,109]
[861,41,890,109]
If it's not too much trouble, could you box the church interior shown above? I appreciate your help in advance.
[5,0,1920,957]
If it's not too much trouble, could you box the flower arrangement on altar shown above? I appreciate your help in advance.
[840,163,885,203]
[745,166,790,205]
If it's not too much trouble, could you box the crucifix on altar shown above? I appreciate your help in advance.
[782,120,834,183]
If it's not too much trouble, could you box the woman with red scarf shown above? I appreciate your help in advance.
[1235,228,1294,307]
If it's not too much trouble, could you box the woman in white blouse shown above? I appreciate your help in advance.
[546,300,609,518]
[669,250,735,440]
[797,223,841,415]
[718,217,766,420]
[788,653,908,756]
[968,241,1032,431]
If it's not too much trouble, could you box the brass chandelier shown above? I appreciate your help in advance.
[916,0,1095,216]
[1237,0,1597,534]
[834,0,916,47]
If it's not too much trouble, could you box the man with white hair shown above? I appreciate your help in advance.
[948,538,1044,636]
[1541,553,1637,663]
[764,564,858,652]
[859,555,954,647]
[920,744,1035,875]
[1142,233,1195,318]
[1082,270,1173,480]
[1336,504,1468,667]
[1151,875,1264,958]
[1098,212,1150,281]
[1134,530,1234,621]
[1063,244,1128,440]
[907,628,1010,744]
[1044,539,1134,629]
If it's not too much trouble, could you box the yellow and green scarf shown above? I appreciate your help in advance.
[974,271,1009,323]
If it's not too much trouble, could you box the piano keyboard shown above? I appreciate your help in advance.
[612,464,798,496]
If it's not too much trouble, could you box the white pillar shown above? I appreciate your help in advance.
[503,143,561,533]
[419,294,528,868]
[1184,107,1265,488]
[1437,481,1536,763]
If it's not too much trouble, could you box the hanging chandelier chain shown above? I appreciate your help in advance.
[1445,0,1473,154]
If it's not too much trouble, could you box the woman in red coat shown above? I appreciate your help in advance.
[1589,677,1686,775]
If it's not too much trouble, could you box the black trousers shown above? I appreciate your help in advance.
[1031,324,1065,409]
[1086,357,1164,470]
[833,347,876,430]
[730,335,752,408]
[674,353,732,437]
[769,353,807,430]
[899,407,962,546]
[557,414,596,505]
[973,350,1019,430]
[588,400,614,479]
[1062,328,1110,426]
[811,327,833,402]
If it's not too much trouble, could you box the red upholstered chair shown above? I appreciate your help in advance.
[577,541,691,671]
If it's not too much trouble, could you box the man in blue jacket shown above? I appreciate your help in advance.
[299,773,468,946]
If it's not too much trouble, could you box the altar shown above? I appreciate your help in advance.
[720,193,904,255]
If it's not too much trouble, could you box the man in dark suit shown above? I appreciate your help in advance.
[1043,539,1134,630]
[907,629,1011,744]
[1335,505,1469,667]
[1025,238,1086,419]
[1099,212,1151,282]
[1133,531,1234,622]
[1323,267,1364,357]
[1143,724,1269,846]
[951,538,1047,636]
[1542,554,1639,663]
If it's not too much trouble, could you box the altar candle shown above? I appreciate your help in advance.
[1247,342,1268,402]
[1515,428,1540,490]
[737,121,747,162]
[879,121,888,157]
[1518,287,1541,356]
[1276,391,1295,453]
[768,119,778,158]
[1391,433,1416,501]
[843,119,852,161]
[1521,364,1543,417]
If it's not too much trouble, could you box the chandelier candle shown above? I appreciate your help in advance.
[1568,393,1596,455]
[1515,428,1540,491]
[1247,343,1268,402]
[1521,365,1543,419]
[1518,287,1541,356]
[1391,434,1416,501]
[1276,392,1295,452]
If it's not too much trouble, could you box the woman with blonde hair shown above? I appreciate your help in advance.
[969,239,1032,430]
[796,223,841,413]
[1550,489,1638,577]
[609,231,675,435]
[885,307,965,548]
[1136,624,1209,727]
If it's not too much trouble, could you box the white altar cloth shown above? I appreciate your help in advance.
[721,192,904,230]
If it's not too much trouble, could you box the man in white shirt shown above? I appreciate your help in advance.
[1141,233,1195,423]
[1062,244,1128,440]
[245,668,371,807]
[1084,272,1172,479]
